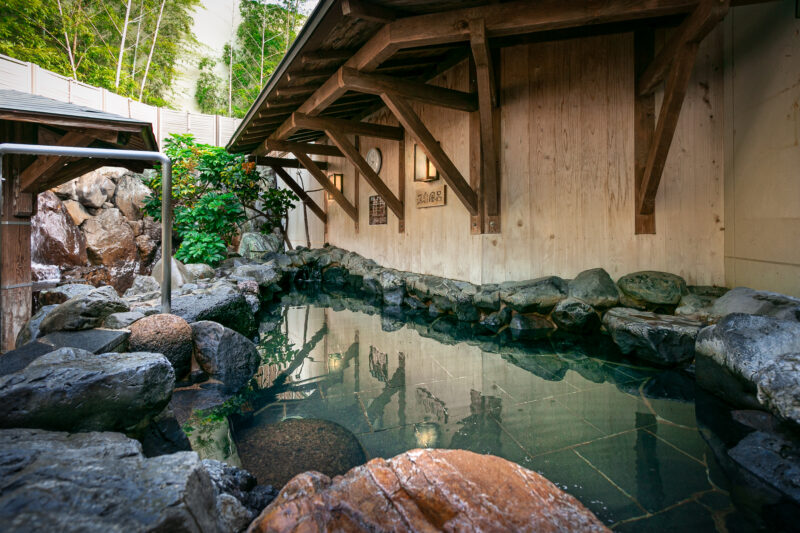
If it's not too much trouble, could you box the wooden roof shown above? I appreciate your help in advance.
[227,0,764,154]
[0,89,159,193]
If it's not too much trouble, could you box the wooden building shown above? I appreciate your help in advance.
[228,0,800,296]
[0,89,157,351]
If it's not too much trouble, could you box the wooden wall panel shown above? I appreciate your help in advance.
[326,32,725,287]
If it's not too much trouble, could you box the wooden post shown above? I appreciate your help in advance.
[634,29,657,234]
[354,136,360,233]
[0,121,35,352]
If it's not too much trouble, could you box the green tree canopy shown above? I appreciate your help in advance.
[0,0,199,107]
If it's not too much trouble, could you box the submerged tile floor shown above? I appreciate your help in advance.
[225,303,751,530]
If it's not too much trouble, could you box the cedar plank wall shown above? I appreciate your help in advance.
[723,0,800,297]
[323,30,725,287]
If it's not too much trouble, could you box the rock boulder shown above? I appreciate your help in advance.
[551,297,600,333]
[191,320,261,392]
[113,174,151,220]
[239,232,282,259]
[129,314,193,379]
[82,208,138,291]
[31,191,88,267]
[502,276,568,313]
[616,270,687,310]
[38,285,129,335]
[151,256,194,289]
[568,268,619,308]
[247,449,608,533]
[710,287,800,322]
[0,348,173,433]
[172,291,256,337]
[75,169,116,208]
[602,307,701,367]
[0,428,224,533]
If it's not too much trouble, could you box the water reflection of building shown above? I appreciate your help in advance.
[415,387,449,424]
[449,390,503,454]
[369,346,389,382]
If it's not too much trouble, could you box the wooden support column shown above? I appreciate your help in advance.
[635,0,729,233]
[397,132,405,233]
[0,121,35,352]
[325,127,404,232]
[292,151,358,222]
[270,165,328,224]
[354,136,360,233]
[470,18,501,233]
[634,29,657,234]
[380,92,479,216]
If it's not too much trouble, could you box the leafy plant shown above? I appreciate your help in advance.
[174,231,227,265]
[142,134,298,266]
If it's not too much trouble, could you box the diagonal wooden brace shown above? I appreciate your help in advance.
[292,151,358,222]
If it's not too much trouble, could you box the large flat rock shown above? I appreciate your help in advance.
[0,347,173,433]
[0,429,220,533]
[247,448,608,532]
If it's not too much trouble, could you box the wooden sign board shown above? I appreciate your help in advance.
[415,184,446,208]
[369,195,387,225]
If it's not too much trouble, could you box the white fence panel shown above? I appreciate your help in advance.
[69,80,102,108]
[129,100,158,143]
[104,90,130,117]
[160,109,189,141]
[187,112,216,144]
[218,116,241,147]
[0,57,30,91]
[36,70,70,102]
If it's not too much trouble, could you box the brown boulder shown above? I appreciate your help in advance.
[75,170,116,208]
[248,449,609,533]
[83,208,138,292]
[135,234,158,265]
[113,174,151,220]
[31,191,88,267]
[128,314,193,379]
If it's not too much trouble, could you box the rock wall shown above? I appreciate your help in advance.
[33,167,161,294]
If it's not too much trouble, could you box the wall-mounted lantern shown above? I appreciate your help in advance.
[413,143,438,182]
[325,173,343,202]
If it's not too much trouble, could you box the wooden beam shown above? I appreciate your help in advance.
[274,85,319,98]
[249,156,328,170]
[635,29,657,234]
[292,151,358,222]
[341,0,396,24]
[299,49,355,65]
[285,69,338,84]
[20,131,93,192]
[265,0,707,144]
[339,67,478,112]
[380,92,479,216]
[262,139,344,158]
[270,165,327,223]
[34,157,147,193]
[325,127,404,221]
[638,0,730,95]
[292,113,404,140]
[470,19,501,233]
[637,39,700,220]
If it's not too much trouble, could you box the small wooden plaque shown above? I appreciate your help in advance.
[415,184,446,208]
[369,195,387,225]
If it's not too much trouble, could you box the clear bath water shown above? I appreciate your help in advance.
[181,293,767,531]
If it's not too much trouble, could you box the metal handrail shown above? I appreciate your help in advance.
[0,143,173,313]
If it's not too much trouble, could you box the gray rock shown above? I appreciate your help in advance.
[139,405,192,458]
[696,314,800,417]
[185,263,216,280]
[728,430,800,504]
[231,262,281,288]
[479,307,512,334]
[508,313,555,341]
[710,286,800,322]
[202,459,277,530]
[675,293,716,321]
[322,266,348,287]
[151,256,194,289]
[379,269,406,306]
[474,284,501,311]
[103,310,145,329]
[15,304,58,347]
[38,285,129,335]
[113,174,151,220]
[172,291,256,337]
[238,232,282,259]
[39,328,130,354]
[0,347,173,433]
[124,275,160,297]
[616,270,687,310]
[38,283,94,306]
[568,268,619,309]
[551,297,600,333]
[502,276,568,313]
[602,307,701,367]
[0,428,221,533]
[191,321,260,392]
[75,170,116,208]
[756,353,800,426]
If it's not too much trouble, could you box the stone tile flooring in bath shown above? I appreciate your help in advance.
[231,304,747,531]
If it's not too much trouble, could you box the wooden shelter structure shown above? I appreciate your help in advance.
[0,89,158,351]
[229,0,798,294]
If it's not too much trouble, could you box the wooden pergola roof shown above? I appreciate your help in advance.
[228,0,770,236]
[0,89,158,193]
